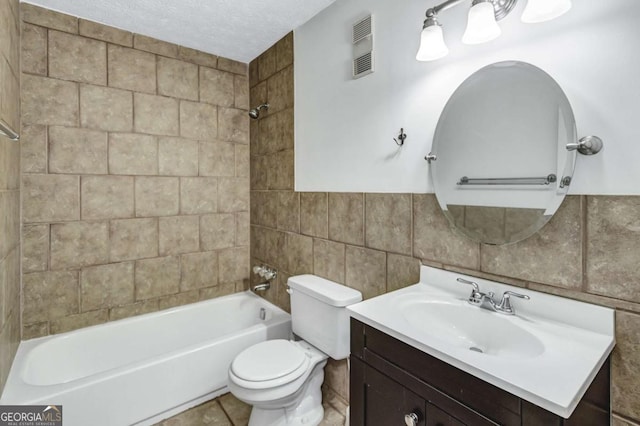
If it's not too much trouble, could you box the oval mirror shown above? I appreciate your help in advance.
[431,61,577,245]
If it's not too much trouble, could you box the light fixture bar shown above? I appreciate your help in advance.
[493,0,518,20]
[425,0,516,21]
[417,0,569,62]
[427,0,467,17]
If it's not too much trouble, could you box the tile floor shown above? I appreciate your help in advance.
[155,393,345,425]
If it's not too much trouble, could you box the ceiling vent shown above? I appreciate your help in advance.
[352,15,374,79]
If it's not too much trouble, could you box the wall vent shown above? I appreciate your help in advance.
[353,15,372,44]
[352,15,374,79]
[354,52,373,77]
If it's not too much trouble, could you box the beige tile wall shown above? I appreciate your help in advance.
[250,34,640,423]
[0,0,21,392]
[20,4,250,339]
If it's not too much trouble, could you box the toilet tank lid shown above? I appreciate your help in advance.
[288,275,363,307]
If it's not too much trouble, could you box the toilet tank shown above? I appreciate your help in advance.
[288,275,362,360]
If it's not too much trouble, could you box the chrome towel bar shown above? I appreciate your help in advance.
[457,174,557,186]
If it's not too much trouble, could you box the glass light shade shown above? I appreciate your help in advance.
[462,2,501,45]
[416,24,449,61]
[521,0,572,23]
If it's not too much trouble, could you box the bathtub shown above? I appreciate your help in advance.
[0,291,291,425]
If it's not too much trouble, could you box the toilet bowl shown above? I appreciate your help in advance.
[228,340,328,425]
[227,275,362,426]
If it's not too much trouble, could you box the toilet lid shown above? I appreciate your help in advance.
[231,340,309,383]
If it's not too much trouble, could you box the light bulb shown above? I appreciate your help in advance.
[416,21,449,61]
[521,0,572,23]
[462,1,501,45]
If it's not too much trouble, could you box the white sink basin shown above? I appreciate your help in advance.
[347,266,615,419]
[400,299,545,359]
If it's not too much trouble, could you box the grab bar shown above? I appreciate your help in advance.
[457,174,557,186]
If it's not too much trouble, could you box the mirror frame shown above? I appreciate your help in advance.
[430,61,577,245]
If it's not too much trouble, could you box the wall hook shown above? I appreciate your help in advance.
[394,128,407,146]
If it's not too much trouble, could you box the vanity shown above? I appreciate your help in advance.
[347,267,615,426]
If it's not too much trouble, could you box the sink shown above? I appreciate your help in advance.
[400,299,545,359]
[347,265,615,418]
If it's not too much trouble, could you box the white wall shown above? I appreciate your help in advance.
[294,0,640,194]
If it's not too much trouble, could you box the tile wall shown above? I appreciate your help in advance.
[250,34,640,424]
[0,0,21,391]
[20,4,250,339]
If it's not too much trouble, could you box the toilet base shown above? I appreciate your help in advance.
[247,362,326,426]
[248,405,324,426]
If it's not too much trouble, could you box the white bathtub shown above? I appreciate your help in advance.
[0,291,291,425]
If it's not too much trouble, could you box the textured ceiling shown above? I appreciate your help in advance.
[21,0,336,63]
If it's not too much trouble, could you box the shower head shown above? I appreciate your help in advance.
[248,103,269,119]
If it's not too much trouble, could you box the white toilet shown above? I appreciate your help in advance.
[228,274,362,426]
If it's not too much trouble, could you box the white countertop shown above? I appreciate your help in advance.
[347,266,615,418]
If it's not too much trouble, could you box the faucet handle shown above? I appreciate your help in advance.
[253,265,277,281]
[498,291,530,314]
[503,291,530,300]
[456,277,479,292]
[457,278,484,304]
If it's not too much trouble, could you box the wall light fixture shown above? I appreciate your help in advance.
[416,0,572,61]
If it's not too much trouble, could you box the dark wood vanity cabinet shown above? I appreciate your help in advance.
[350,319,611,426]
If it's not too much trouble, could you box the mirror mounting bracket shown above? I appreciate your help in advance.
[566,136,603,156]
[424,153,437,163]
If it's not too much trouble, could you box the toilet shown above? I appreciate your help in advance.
[228,274,362,426]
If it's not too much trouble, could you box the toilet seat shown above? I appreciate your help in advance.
[230,340,311,389]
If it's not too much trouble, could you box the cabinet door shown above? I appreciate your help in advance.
[426,404,466,426]
[364,364,426,426]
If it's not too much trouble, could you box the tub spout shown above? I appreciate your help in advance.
[252,282,271,292]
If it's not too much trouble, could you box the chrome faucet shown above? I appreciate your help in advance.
[252,265,277,292]
[457,278,530,315]
[252,283,271,292]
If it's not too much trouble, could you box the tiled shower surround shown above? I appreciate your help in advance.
[250,35,640,424]
[20,4,250,339]
[0,0,21,392]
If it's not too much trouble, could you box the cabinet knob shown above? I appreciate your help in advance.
[404,412,420,426]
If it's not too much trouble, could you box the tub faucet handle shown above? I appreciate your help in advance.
[263,269,277,281]
[253,265,277,281]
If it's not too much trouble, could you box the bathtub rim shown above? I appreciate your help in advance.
[1,291,291,404]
